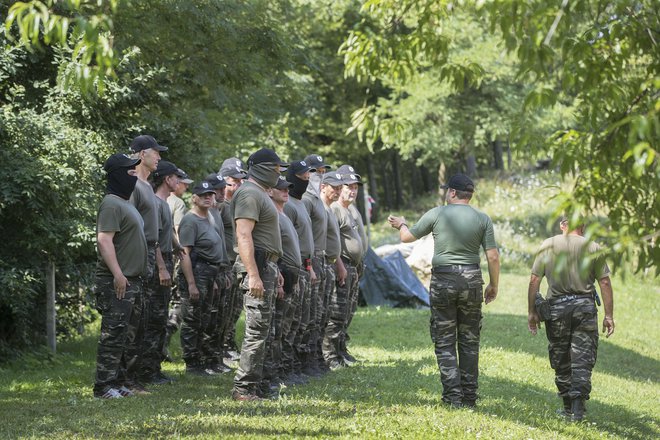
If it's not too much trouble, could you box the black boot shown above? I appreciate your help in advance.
[571,397,586,421]
[556,396,572,417]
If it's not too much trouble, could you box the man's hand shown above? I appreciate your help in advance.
[337,263,347,286]
[603,316,615,338]
[188,282,200,301]
[114,275,129,300]
[528,312,540,335]
[159,267,172,287]
[248,274,265,299]
[484,283,498,304]
[310,266,317,283]
[387,214,406,230]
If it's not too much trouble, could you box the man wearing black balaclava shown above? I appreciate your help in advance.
[93,153,148,399]
[231,148,289,401]
[281,160,317,385]
[301,154,332,376]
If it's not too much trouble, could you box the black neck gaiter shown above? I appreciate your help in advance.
[287,168,309,199]
[106,167,138,200]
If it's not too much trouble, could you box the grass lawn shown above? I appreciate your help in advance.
[0,270,657,439]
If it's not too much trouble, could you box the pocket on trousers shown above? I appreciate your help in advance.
[430,285,450,309]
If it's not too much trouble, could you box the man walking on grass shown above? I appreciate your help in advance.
[388,173,499,408]
[528,217,615,421]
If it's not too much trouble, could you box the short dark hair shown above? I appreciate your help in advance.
[453,189,473,200]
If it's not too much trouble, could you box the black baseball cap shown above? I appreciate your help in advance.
[289,159,316,176]
[247,148,289,169]
[130,135,168,153]
[441,173,475,192]
[204,173,227,189]
[219,157,247,179]
[153,160,178,178]
[192,181,216,195]
[303,154,331,170]
[322,172,345,186]
[273,175,293,190]
[337,164,361,184]
[104,153,141,173]
[176,168,193,184]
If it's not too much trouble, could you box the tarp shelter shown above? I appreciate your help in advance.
[359,248,429,308]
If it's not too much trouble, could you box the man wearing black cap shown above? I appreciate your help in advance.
[202,173,233,374]
[302,154,331,375]
[231,148,287,401]
[332,167,366,366]
[388,173,500,408]
[93,153,147,398]
[283,160,317,383]
[320,172,348,370]
[138,160,180,385]
[264,176,301,395]
[125,134,168,393]
[218,157,248,362]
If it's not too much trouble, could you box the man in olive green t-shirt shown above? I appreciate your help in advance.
[231,148,287,401]
[527,217,614,421]
[389,173,499,408]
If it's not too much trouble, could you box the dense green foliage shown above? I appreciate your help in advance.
[0,271,657,438]
[341,0,659,272]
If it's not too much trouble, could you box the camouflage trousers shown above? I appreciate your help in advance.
[319,262,336,352]
[305,255,326,354]
[341,260,364,353]
[224,261,246,353]
[545,296,599,400]
[93,275,143,394]
[429,269,483,405]
[266,263,300,379]
[138,255,173,378]
[125,244,156,380]
[233,261,278,394]
[292,269,311,370]
[207,266,232,365]
[325,261,357,362]
[165,256,182,346]
[179,262,219,367]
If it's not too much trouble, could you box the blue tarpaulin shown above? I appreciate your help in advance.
[359,248,429,308]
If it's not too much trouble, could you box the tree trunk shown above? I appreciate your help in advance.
[392,150,403,209]
[493,139,504,170]
[437,160,447,201]
[466,154,477,177]
[367,158,378,222]
[381,153,392,210]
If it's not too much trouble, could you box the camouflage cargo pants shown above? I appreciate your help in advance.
[207,266,232,365]
[339,261,359,356]
[545,296,599,400]
[306,255,326,353]
[233,261,278,394]
[274,264,301,377]
[292,269,311,370]
[429,269,483,405]
[323,261,352,363]
[93,275,142,394]
[224,261,246,353]
[179,262,219,367]
[139,255,173,378]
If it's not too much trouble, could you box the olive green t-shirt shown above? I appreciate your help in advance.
[167,194,187,230]
[179,212,225,264]
[157,197,174,253]
[531,234,610,299]
[231,181,282,256]
[324,204,341,261]
[279,212,302,267]
[331,202,363,264]
[409,204,497,266]
[130,178,160,243]
[219,201,236,261]
[302,192,327,253]
[284,197,314,260]
[209,207,229,265]
[96,194,148,278]
[349,204,368,257]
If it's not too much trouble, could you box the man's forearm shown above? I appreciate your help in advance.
[598,276,614,318]
[486,248,500,287]
[528,274,542,314]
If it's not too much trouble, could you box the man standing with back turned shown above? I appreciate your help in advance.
[388,173,499,408]
[528,217,614,421]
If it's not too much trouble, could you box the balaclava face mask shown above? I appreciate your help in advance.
[307,172,322,196]
[248,162,281,188]
[106,166,138,200]
[287,167,309,200]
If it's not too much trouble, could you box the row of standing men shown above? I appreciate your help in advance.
[93,135,368,401]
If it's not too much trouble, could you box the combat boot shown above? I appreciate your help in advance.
[571,398,586,422]
[556,396,572,417]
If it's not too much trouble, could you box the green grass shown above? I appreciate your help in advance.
[0,270,657,439]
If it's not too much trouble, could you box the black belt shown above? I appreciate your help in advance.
[341,256,356,266]
[549,294,592,305]
[199,259,223,268]
[432,264,480,273]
